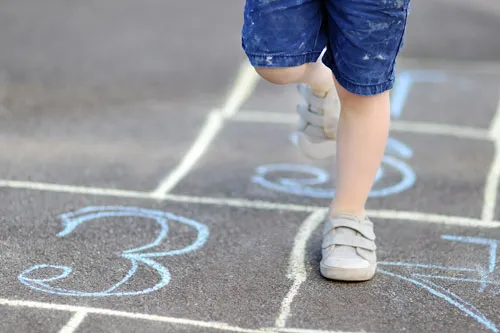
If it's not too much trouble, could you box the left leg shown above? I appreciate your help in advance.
[320,0,411,281]
[331,85,391,217]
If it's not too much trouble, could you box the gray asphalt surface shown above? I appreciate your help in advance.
[1,1,500,333]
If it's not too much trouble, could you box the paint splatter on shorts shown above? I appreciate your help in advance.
[241,0,411,95]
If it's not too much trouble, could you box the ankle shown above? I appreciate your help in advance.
[329,207,366,220]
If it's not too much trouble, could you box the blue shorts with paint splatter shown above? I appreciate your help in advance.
[241,0,410,95]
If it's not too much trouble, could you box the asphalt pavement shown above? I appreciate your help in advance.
[1,1,500,332]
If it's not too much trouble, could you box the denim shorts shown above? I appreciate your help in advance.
[241,0,411,95]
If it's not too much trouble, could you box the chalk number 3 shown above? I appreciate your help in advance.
[18,206,209,297]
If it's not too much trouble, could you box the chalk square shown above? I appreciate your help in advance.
[172,119,492,219]
[391,69,500,128]
[0,98,208,191]
[289,220,500,333]
[0,190,307,329]
[365,132,493,218]
[171,118,334,206]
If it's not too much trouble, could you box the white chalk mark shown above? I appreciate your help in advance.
[275,209,327,328]
[0,298,259,333]
[1,179,500,227]
[58,311,88,333]
[163,194,318,213]
[276,329,371,333]
[151,61,260,197]
[366,210,500,228]
[0,179,318,212]
[151,110,224,198]
[0,298,363,333]
[389,120,490,141]
[0,179,155,199]
[233,111,491,141]
[220,61,261,118]
[482,93,500,221]
[490,93,500,138]
[483,146,500,221]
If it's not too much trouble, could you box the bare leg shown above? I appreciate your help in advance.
[330,80,391,218]
[255,58,340,159]
[318,79,390,281]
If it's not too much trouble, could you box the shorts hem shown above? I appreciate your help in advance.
[245,51,323,68]
[329,64,395,96]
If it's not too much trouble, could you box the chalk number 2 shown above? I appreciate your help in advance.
[252,137,416,198]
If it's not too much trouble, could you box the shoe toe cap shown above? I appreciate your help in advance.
[322,256,370,269]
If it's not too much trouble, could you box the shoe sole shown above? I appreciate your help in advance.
[320,262,377,282]
[296,132,336,160]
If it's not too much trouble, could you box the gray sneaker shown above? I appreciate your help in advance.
[294,83,340,160]
[320,214,377,281]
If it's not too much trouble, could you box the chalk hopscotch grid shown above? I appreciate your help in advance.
[150,61,260,198]
[1,61,500,333]
[0,298,366,333]
[232,110,493,141]
[231,74,500,332]
[0,179,498,228]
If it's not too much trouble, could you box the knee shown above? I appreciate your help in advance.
[254,66,306,85]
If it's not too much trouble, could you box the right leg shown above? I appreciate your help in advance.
[319,0,411,281]
[242,0,339,159]
[242,0,328,85]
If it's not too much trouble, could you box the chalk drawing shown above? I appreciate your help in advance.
[252,137,416,198]
[378,234,500,332]
[18,206,209,297]
[391,70,447,118]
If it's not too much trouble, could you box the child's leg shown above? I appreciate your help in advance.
[242,0,340,159]
[319,81,391,282]
[331,84,390,217]
[319,0,410,281]
[256,61,342,160]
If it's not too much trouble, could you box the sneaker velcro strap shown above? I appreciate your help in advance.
[326,218,376,241]
[323,233,377,251]
[307,94,326,110]
[297,84,326,109]
[296,104,324,127]
[300,120,328,139]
